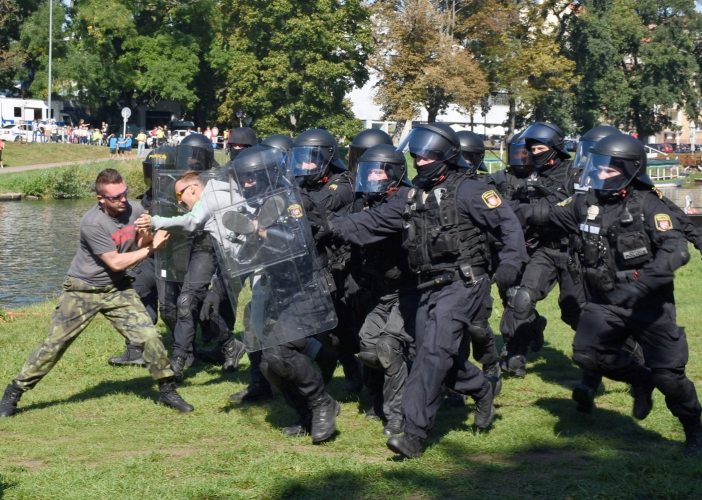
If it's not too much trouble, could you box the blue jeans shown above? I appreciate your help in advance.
[138,142,145,157]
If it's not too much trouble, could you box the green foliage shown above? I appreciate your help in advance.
[213,0,373,138]
[18,170,54,197]
[50,168,87,199]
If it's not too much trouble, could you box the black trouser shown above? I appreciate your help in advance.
[500,245,586,355]
[573,295,701,426]
[358,290,419,421]
[462,295,498,365]
[261,337,325,417]
[403,278,489,440]
[171,250,216,359]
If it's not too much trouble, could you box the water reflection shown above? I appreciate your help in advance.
[0,198,95,309]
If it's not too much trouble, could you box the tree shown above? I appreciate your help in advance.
[370,0,488,138]
[458,0,578,138]
[212,0,373,138]
[567,0,701,138]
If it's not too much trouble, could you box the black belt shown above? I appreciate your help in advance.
[418,266,487,290]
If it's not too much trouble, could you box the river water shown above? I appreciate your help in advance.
[1,186,701,309]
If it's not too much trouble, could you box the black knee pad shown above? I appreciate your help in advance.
[467,321,492,344]
[177,293,195,320]
[377,336,404,376]
[260,360,285,389]
[651,369,686,398]
[572,348,599,373]
[506,287,534,321]
[262,348,292,379]
[160,305,177,331]
[359,347,382,370]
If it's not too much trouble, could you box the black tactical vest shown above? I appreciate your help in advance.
[578,191,652,296]
[401,170,489,275]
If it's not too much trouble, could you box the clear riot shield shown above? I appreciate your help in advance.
[153,169,220,282]
[204,174,337,351]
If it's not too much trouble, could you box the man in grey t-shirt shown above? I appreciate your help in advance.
[0,169,194,417]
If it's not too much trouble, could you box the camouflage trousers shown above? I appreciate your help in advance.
[13,276,174,391]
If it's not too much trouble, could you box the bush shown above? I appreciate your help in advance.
[51,168,88,199]
[19,171,55,198]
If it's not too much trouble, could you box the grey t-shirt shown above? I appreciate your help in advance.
[67,200,144,286]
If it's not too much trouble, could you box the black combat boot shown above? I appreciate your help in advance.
[472,380,496,429]
[170,355,187,383]
[382,419,405,436]
[387,433,423,459]
[315,346,338,386]
[500,353,527,378]
[108,347,146,367]
[339,353,363,394]
[444,389,466,408]
[0,383,23,418]
[572,383,596,414]
[158,379,194,413]
[529,315,548,353]
[684,420,702,456]
[197,346,225,365]
[230,383,274,403]
[310,393,340,444]
[282,413,313,437]
[222,338,246,372]
[483,362,502,397]
[632,373,655,420]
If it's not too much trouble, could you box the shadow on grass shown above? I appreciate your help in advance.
[527,342,585,389]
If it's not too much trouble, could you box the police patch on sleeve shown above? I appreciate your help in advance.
[481,190,502,208]
[557,196,573,207]
[654,213,673,231]
[328,184,338,190]
[652,187,663,199]
[287,204,303,218]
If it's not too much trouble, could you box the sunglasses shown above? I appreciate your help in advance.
[101,187,129,201]
[176,183,198,201]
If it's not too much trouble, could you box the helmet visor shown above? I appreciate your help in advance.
[355,161,397,194]
[347,145,365,174]
[579,153,635,192]
[176,145,212,171]
[229,147,283,198]
[461,150,485,168]
[142,162,153,187]
[289,146,332,178]
[572,140,598,172]
[508,141,532,167]
[396,128,455,163]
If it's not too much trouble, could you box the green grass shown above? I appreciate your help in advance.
[0,160,147,197]
[1,260,702,498]
[2,142,112,168]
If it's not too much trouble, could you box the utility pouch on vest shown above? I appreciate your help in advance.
[584,266,615,294]
[582,238,600,267]
[458,263,476,286]
[428,228,460,258]
[616,232,651,267]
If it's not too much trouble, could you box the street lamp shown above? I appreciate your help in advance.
[47,0,52,123]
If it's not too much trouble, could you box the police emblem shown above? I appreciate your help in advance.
[328,184,338,190]
[287,204,303,218]
[654,213,672,231]
[481,190,502,208]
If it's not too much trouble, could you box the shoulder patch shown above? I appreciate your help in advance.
[287,204,303,218]
[481,190,502,208]
[654,213,673,231]
[328,184,338,190]
[557,196,573,207]
[652,187,663,199]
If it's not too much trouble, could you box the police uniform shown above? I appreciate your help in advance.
[333,168,528,445]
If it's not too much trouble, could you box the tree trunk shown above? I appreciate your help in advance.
[392,119,406,146]
[506,97,516,144]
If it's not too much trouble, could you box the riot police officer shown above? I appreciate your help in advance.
[347,128,394,173]
[544,134,702,455]
[227,126,258,161]
[108,145,176,366]
[499,122,583,377]
[456,130,490,181]
[290,128,362,393]
[330,122,529,458]
[342,144,419,436]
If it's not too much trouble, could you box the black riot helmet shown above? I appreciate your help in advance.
[573,125,621,173]
[521,122,570,169]
[456,130,486,175]
[507,132,534,177]
[228,127,258,162]
[348,129,393,173]
[176,133,214,171]
[142,145,176,187]
[227,145,285,200]
[354,144,409,196]
[289,128,346,186]
[579,134,647,195]
[261,134,293,155]
[397,122,469,184]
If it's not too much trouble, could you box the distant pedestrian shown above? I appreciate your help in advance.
[0,138,4,168]
[125,133,133,158]
[32,120,38,142]
[109,134,117,159]
[137,130,147,157]
[156,127,164,146]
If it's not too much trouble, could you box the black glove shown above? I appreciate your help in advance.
[494,263,520,292]
[313,218,334,242]
[530,203,551,226]
[199,289,220,322]
[607,281,650,309]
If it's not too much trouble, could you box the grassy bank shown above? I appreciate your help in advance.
[0,160,147,198]
[1,143,111,168]
[1,255,702,499]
